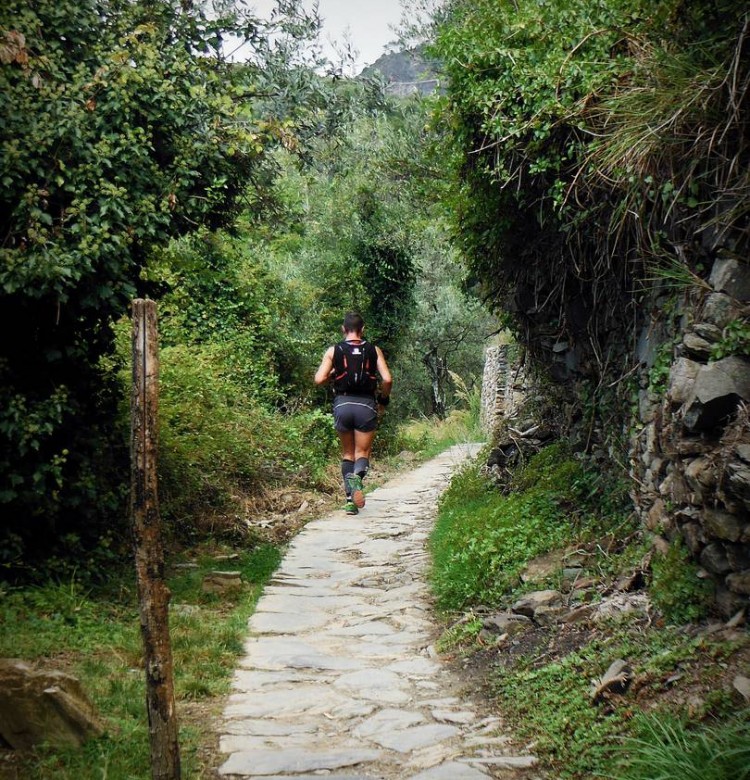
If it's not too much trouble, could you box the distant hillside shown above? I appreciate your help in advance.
[360,46,442,97]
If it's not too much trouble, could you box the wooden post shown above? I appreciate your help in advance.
[131,299,181,780]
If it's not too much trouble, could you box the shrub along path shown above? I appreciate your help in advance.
[216,444,541,780]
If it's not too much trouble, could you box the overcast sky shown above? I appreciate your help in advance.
[252,0,405,70]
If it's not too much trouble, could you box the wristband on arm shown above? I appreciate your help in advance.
[376,394,390,406]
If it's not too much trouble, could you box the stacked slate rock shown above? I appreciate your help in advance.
[480,345,526,435]
[631,256,750,618]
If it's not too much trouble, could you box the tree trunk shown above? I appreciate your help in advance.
[130,299,181,780]
[423,348,447,419]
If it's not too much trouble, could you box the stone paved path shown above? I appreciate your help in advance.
[217,444,540,779]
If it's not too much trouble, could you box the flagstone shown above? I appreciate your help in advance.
[222,718,318,737]
[231,668,318,690]
[257,593,365,613]
[239,637,366,670]
[431,709,478,725]
[465,755,539,768]
[329,620,398,636]
[216,445,539,779]
[218,748,383,776]
[387,658,441,676]
[406,761,490,779]
[219,732,322,753]
[352,708,426,739]
[367,724,460,753]
[224,686,359,719]
[333,669,411,704]
[250,609,334,634]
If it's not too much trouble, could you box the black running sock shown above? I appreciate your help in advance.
[341,459,355,497]
[353,457,369,480]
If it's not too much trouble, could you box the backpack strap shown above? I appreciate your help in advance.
[363,342,377,379]
[332,342,348,385]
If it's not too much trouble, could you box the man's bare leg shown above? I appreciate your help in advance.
[349,429,376,507]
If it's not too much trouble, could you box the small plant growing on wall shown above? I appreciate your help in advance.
[650,539,713,624]
[711,319,750,360]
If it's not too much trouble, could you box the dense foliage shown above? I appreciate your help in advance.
[0,0,319,569]
[249,103,495,420]
[617,712,750,780]
[432,0,749,385]
[1,0,493,574]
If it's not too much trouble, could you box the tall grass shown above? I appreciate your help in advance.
[394,382,485,460]
[613,712,750,780]
[584,28,749,267]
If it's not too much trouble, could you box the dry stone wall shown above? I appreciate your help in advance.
[480,345,525,434]
[480,257,750,618]
[630,257,750,618]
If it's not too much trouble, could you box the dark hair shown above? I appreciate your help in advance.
[343,312,364,334]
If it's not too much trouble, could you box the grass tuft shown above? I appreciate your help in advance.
[429,443,630,610]
[613,711,750,780]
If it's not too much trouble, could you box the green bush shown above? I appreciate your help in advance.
[157,342,338,530]
[381,402,483,461]
[0,0,280,563]
[711,319,750,360]
[495,642,631,778]
[650,539,713,624]
[102,229,343,537]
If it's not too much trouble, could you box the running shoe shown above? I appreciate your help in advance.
[347,474,365,509]
[344,499,358,515]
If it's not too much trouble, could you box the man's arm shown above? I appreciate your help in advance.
[314,346,335,386]
[375,347,392,400]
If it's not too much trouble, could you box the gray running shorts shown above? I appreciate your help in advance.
[333,395,378,433]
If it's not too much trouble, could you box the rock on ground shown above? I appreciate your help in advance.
[0,659,104,749]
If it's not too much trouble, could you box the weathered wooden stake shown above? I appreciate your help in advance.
[131,299,181,780]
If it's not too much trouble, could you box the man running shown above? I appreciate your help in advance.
[314,312,393,515]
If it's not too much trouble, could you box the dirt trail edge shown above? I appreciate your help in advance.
[217,443,541,780]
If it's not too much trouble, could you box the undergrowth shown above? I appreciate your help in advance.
[430,442,748,780]
[493,622,747,779]
[394,406,483,461]
[650,538,713,624]
[0,544,280,779]
[138,337,339,530]
[430,443,631,610]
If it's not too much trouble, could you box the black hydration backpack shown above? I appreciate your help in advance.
[332,340,378,395]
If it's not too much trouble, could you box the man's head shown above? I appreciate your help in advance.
[342,312,364,335]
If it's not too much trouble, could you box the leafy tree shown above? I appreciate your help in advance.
[432,0,656,344]
[352,186,417,355]
[397,234,495,418]
[256,107,422,361]
[0,0,317,570]
[257,91,492,419]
